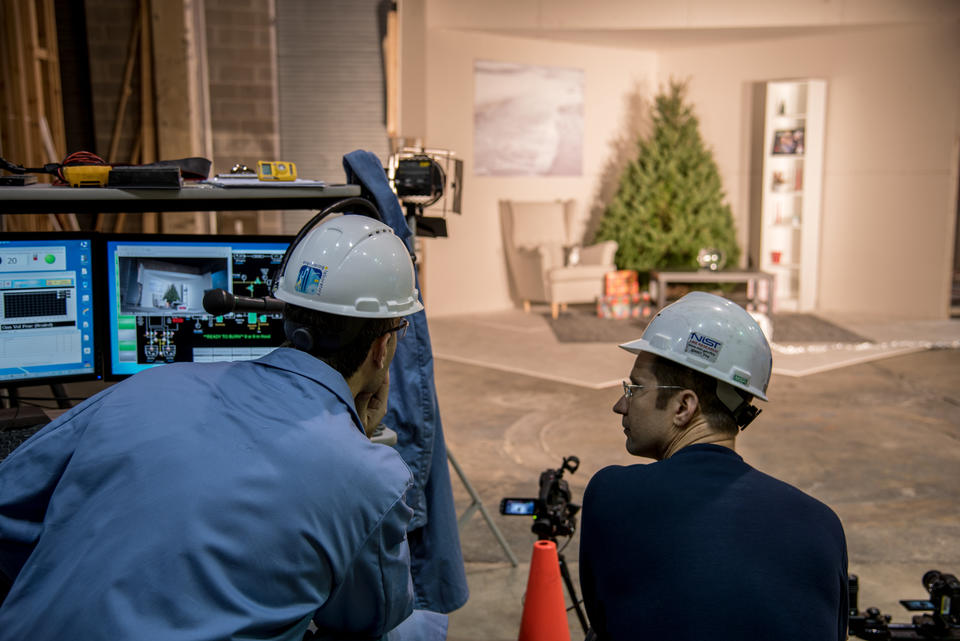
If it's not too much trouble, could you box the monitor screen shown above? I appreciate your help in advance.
[103,234,291,378]
[0,234,99,384]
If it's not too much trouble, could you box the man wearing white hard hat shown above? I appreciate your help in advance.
[0,214,428,640]
[578,292,848,641]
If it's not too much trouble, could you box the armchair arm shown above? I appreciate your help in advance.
[578,240,618,266]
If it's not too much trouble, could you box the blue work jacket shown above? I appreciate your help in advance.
[343,151,469,613]
[0,348,415,640]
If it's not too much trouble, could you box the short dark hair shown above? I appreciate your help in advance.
[282,303,397,379]
[650,355,743,436]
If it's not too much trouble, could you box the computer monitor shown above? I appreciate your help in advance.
[0,233,99,385]
[102,234,292,378]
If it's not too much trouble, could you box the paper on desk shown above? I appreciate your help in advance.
[204,176,327,188]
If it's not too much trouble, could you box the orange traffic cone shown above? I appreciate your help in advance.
[518,540,571,641]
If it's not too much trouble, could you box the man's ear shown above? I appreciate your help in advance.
[369,333,391,370]
[673,390,700,427]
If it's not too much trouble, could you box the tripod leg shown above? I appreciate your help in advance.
[447,448,519,567]
[557,552,589,634]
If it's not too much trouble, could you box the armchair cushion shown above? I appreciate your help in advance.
[549,264,610,283]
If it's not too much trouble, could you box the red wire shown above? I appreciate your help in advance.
[55,151,107,183]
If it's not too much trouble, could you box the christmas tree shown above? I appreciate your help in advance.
[594,80,740,274]
[163,284,181,307]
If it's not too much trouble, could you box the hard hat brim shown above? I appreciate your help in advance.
[618,337,770,402]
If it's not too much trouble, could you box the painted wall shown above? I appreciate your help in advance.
[659,23,960,319]
[415,29,657,316]
[404,1,959,319]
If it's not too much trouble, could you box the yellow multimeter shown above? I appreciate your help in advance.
[257,161,297,181]
[62,165,112,187]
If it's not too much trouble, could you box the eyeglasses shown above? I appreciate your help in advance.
[383,319,409,340]
[621,381,685,398]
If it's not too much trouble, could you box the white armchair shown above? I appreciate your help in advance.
[499,199,618,318]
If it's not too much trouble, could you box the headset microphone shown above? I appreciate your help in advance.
[202,289,285,316]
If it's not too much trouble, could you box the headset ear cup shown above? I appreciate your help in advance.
[284,320,315,352]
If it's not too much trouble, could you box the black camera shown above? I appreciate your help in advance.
[849,569,960,639]
[499,455,581,541]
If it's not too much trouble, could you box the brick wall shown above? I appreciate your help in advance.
[205,0,281,234]
[84,0,141,165]
[83,0,280,234]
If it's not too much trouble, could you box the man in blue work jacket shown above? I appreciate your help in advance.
[0,214,427,640]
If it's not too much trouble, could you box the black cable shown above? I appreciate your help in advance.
[272,196,382,296]
[0,155,60,175]
[0,156,22,173]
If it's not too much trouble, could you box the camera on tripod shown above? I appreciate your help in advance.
[849,569,960,639]
[499,455,581,541]
[499,456,590,635]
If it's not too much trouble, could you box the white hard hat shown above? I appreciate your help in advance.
[273,214,423,318]
[619,291,771,402]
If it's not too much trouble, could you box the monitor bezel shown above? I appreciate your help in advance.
[0,231,103,388]
[98,232,293,381]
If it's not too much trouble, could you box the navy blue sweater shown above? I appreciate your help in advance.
[579,444,848,640]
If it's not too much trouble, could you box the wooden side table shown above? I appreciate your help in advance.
[650,270,775,313]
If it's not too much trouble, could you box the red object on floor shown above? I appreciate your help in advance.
[604,269,639,296]
[597,291,652,319]
[518,540,570,641]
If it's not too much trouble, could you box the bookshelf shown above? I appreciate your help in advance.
[759,80,827,312]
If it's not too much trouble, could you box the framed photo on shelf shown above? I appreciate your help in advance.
[771,128,805,155]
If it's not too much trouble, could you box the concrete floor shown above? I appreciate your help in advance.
[429,308,960,641]
[6,307,958,640]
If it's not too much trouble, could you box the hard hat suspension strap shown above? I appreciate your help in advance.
[716,380,762,431]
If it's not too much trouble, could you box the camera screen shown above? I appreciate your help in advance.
[900,600,934,611]
[501,499,536,515]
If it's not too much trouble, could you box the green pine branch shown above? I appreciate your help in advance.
[596,79,741,274]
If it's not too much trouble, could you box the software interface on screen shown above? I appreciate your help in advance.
[105,237,290,377]
[0,237,97,383]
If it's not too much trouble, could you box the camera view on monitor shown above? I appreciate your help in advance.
[104,236,290,377]
[0,237,97,383]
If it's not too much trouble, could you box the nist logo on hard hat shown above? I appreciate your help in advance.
[685,332,723,363]
[689,333,722,349]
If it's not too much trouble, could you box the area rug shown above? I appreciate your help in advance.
[544,304,872,344]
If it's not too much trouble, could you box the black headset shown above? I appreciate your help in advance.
[275,196,383,353]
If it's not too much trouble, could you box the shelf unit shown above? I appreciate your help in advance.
[759,80,827,312]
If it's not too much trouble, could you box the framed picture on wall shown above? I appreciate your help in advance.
[473,60,584,176]
[771,128,805,155]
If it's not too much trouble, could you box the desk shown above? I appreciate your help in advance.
[0,183,362,215]
[650,269,775,313]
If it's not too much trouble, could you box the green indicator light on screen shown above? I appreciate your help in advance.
[45,254,56,264]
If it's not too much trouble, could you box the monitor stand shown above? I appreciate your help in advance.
[1,384,72,410]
